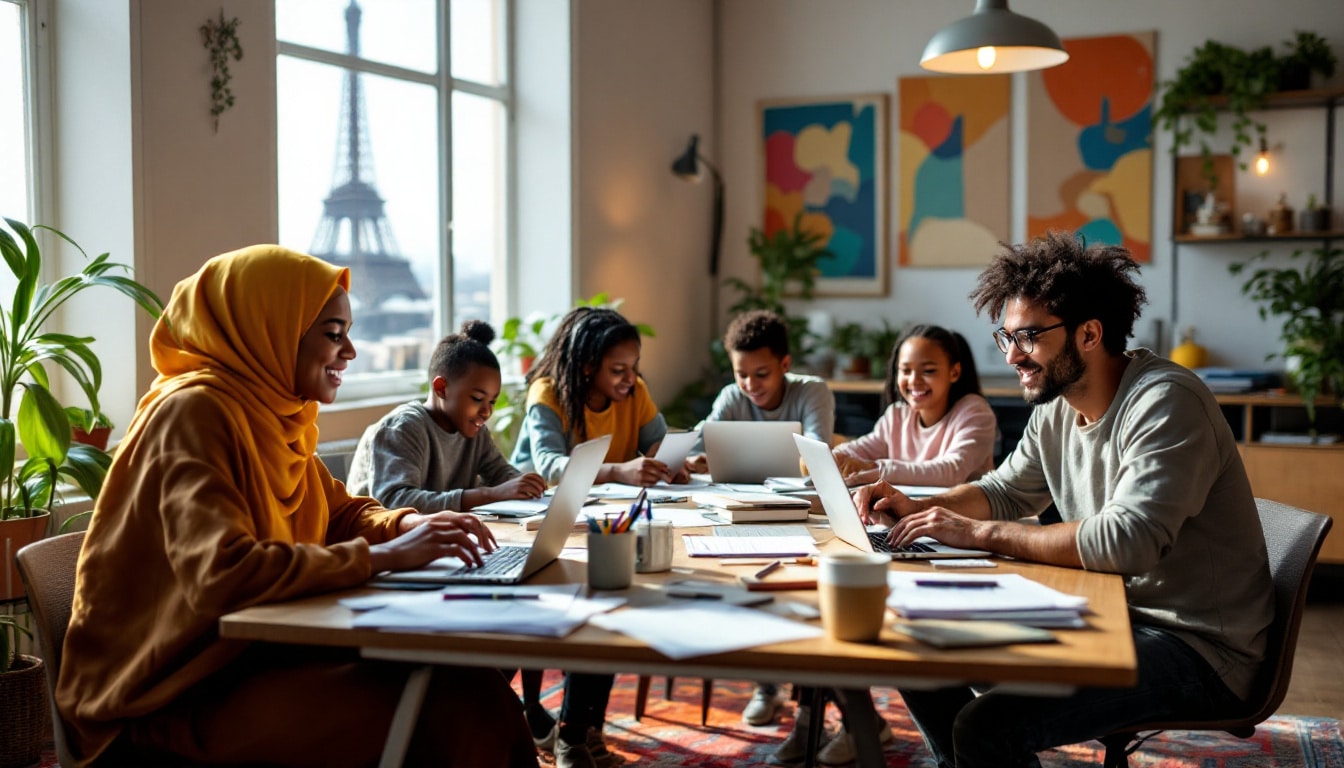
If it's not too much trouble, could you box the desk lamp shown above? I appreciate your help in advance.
[672,134,725,336]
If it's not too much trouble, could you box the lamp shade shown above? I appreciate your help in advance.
[672,135,704,181]
[920,0,1068,74]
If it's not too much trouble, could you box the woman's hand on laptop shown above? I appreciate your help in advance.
[853,481,914,526]
[684,454,708,474]
[372,512,496,572]
[844,467,881,486]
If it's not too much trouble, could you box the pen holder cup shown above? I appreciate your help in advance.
[587,531,637,590]
[634,520,674,573]
[818,552,891,642]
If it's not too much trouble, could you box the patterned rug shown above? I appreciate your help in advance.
[30,674,1344,766]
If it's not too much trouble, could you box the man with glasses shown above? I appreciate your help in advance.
[856,231,1273,768]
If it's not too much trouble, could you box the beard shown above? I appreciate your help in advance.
[1021,337,1085,405]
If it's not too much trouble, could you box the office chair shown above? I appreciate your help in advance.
[634,675,715,726]
[1097,498,1332,767]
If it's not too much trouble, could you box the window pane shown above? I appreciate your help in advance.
[0,1,31,222]
[451,91,506,330]
[450,0,505,86]
[277,0,437,75]
[278,55,441,376]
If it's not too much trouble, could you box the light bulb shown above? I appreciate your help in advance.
[1254,154,1270,176]
[976,46,997,70]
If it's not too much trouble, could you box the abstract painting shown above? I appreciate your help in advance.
[760,94,887,296]
[1026,32,1155,262]
[898,75,1011,267]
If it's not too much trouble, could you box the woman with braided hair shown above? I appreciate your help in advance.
[511,305,685,486]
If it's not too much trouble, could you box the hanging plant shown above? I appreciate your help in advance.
[200,9,243,133]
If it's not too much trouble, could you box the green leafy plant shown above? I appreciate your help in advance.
[64,406,113,434]
[725,212,834,362]
[1229,245,1344,426]
[200,9,243,133]
[0,614,33,674]
[1155,33,1337,187]
[0,219,164,518]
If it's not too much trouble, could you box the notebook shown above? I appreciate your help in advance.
[702,421,803,483]
[369,434,611,585]
[792,434,993,560]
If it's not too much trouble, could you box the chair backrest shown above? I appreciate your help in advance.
[1241,498,1332,722]
[15,531,86,768]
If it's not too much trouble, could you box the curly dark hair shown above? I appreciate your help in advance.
[882,324,982,410]
[968,231,1148,355]
[526,306,641,442]
[427,320,500,381]
[723,309,790,358]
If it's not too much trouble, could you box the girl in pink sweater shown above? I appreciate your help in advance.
[834,324,997,487]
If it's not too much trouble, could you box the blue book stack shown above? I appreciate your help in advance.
[1193,368,1279,394]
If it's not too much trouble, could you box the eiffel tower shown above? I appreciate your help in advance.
[310,0,428,339]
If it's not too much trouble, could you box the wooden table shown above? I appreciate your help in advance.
[220,519,1136,767]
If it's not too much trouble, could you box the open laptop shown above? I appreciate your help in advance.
[369,434,611,585]
[702,420,803,483]
[793,433,993,560]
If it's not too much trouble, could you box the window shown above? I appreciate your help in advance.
[276,0,511,397]
[0,0,42,227]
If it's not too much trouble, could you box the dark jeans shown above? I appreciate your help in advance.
[560,672,616,735]
[899,625,1245,768]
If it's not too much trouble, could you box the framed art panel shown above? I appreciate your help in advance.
[1026,31,1156,262]
[760,94,888,296]
[898,74,1011,268]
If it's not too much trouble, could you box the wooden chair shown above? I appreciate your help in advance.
[15,531,86,768]
[634,676,714,726]
[1098,498,1332,767]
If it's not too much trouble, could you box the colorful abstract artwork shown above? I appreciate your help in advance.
[1026,32,1155,262]
[760,94,887,296]
[898,75,1011,267]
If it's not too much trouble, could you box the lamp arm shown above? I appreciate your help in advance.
[699,154,725,278]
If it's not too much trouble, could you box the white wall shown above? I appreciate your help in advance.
[573,0,717,405]
[718,0,1344,375]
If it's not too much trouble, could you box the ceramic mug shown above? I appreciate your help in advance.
[817,552,891,641]
[587,532,636,590]
[634,519,674,573]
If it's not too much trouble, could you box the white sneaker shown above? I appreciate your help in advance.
[768,706,831,765]
[533,723,558,753]
[555,738,598,768]
[815,720,894,766]
[742,684,785,725]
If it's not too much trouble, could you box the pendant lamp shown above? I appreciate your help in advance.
[920,0,1069,74]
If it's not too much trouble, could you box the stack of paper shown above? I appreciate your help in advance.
[342,585,623,637]
[886,572,1089,628]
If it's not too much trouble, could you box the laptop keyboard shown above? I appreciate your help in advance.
[453,546,529,578]
[867,530,934,555]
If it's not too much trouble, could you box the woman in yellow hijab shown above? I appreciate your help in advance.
[57,246,537,768]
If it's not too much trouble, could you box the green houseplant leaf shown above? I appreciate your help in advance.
[0,218,164,517]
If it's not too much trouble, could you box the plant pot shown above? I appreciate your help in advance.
[0,513,50,601]
[1297,208,1330,233]
[72,425,112,451]
[519,356,536,375]
[0,655,46,768]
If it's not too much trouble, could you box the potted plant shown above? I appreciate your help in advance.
[1229,245,1344,429]
[66,406,114,452]
[829,322,870,379]
[1276,31,1337,91]
[0,615,44,768]
[864,320,903,380]
[0,219,164,599]
[493,314,548,374]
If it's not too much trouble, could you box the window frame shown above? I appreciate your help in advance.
[3,0,53,229]
[275,0,515,402]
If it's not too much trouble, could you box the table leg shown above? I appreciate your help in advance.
[379,665,433,768]
[803,692,826,768]
[833,688,883,768]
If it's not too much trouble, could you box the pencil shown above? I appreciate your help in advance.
[753,560,783,579]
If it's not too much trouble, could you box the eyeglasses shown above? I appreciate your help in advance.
[992,322,1067,355]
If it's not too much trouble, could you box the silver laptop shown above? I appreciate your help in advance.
[793,434,992,560]
[370,434,611,585]
[703,420,803,483]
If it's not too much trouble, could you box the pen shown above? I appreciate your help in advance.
[442,593,542,601]
[753,560,783,580]
[914,580,999,589]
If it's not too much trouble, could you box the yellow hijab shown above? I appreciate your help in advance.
[124,245,350,539]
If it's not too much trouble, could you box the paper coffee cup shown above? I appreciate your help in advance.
[818,552,891,641]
